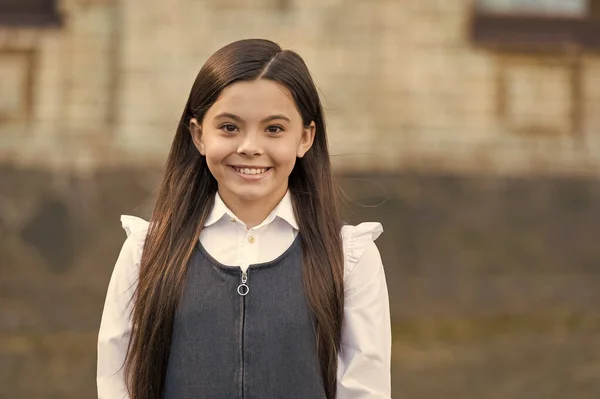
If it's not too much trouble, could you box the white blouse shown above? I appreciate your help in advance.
[97,191,392,398]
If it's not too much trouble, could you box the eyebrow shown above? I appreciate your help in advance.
[213,112,291,123]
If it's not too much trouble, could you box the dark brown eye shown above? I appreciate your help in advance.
[267,125,283,134]
[221,124,238,133]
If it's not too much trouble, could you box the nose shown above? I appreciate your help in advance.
[237,131,263,156]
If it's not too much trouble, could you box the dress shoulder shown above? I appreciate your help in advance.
[341,222,383,274]
[119,215,150,269]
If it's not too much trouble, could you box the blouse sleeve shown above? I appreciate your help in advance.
[337,223,392,399]
[97,216,148,399]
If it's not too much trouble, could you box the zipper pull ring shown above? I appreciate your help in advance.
[237,270,249,296]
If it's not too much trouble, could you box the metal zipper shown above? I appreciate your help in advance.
[238,269,249,398]
[237,270,249,296]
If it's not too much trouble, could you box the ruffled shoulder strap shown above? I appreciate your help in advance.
[341,222,383,274]
[120,215,149,238]
[120,215,150,266]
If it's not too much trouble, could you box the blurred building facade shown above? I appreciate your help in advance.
[1,0,600,175]
[1,0,600,398]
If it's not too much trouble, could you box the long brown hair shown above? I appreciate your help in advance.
[124,39,344,399]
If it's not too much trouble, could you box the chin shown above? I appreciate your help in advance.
[228,187,271,202]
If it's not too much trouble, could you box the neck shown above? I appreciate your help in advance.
[218,185,288,229]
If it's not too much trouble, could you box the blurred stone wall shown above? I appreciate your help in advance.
[2,167,600,398]
[0,0,600,174]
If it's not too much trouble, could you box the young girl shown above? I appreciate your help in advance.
[97,39,391,399]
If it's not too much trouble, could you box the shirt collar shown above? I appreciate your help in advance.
[203,193,231,228]
[204,190,299,231]
[272,190,299,230]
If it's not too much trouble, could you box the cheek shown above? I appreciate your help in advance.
[201,139,232,178]
[202,136,230,160]
[270,140,300,165]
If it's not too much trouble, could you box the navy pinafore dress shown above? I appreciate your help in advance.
[162,235,327,399]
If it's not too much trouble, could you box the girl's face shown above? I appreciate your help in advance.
[190,79,315,206]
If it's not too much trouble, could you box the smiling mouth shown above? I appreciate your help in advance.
[230,166,271,175]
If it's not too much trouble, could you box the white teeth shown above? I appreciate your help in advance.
[234,167,268,175]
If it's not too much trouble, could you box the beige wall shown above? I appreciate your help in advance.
[1,0,599,176]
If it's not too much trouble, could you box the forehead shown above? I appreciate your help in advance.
[207,79,299,120]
